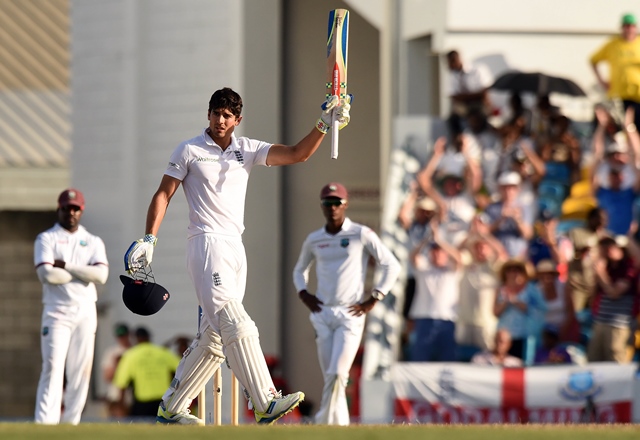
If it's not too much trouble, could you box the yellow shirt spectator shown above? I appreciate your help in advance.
[590,36,640,101]
[113,340,180,403]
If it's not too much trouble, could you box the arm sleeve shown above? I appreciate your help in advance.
[292,236,314,292]
[362,228,402,295]
[36,264,73,285]
[65,264,109,285]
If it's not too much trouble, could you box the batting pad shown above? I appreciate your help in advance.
[165,326,225,414]
[219,300,275,413]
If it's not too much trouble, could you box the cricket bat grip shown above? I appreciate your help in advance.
[331,112,339,159]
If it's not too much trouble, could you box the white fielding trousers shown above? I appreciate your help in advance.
[310,305,365,426]
[35,302,97,424]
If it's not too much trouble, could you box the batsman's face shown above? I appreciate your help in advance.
[321,197,348,223]
[58,205,83,232]
[208,108,241,139]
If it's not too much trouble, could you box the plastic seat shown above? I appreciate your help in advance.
[561,197,597,219]
[538,180,569,201]
[538,197,562,218]
[544,162,572,185]
[569,180,592,199]
[556,218,585,234]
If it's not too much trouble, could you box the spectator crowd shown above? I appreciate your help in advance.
[398,13,640,367]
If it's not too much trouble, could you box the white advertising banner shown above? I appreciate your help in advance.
[391,362,637,423]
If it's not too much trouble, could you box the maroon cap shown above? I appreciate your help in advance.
[58,188,85,210]
[320,182,348,200]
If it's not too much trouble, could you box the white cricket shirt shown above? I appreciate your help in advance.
[165,129,271,238]
[292,218,401,306]
[34,224,108,305]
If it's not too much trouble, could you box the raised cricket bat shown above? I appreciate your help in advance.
[326,9,350,160]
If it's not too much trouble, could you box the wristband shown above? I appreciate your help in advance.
[143,234,158,245]
[315,118,330,134]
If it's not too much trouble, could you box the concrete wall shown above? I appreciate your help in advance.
[0,211,56,417]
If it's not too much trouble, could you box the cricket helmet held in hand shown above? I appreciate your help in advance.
[119,275,170,316]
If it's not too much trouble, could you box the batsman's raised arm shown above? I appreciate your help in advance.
[266,95,351,166]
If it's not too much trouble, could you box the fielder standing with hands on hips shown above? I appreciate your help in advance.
[34,189,109,424]
[293,183,400,425]
[124,87,351,425]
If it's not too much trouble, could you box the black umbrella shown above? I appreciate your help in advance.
[490,71,586,97]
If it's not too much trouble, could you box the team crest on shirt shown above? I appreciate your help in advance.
[233,151,244,164]
[42,327,49,336]
[213,272,222,287]
[340,238,350,248]
[80,240,87,246]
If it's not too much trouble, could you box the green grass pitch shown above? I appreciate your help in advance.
[1,424,640,440]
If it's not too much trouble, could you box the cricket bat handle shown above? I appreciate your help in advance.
[331,111,339,159]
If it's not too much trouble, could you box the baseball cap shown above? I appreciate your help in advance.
[114,323,129,337]
[58,188,85,210]
[622,13,637,26]
[497,171,521,186]
[120,275,171,316]
[416,197,437,212]
[320,182,348,200]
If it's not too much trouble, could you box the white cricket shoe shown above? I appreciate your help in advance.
[254,390,305,425]
[156,402,204,425]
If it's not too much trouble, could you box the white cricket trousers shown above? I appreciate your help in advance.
[35,302,97,424]
[310,305,365,426]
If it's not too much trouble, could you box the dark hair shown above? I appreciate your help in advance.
[135,326,151,340]
[208,87,243,117]
[446,50,459,61]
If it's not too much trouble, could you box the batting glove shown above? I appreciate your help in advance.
[316,95,352,134]
[124,234,157,274]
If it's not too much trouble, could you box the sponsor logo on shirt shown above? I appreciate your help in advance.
[318,243,330,249]
[195,157,220,163]
[340,238,350,248]
[168,162,180,169]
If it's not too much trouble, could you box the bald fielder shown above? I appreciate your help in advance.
[34,189,109,424]
[124,87,351,425]
[293,183,401,425]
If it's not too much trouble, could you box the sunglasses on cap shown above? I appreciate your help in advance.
[321,199,347,207]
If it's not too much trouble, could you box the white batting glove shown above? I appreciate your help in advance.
[316,95,352,134]
[124,234,157,274]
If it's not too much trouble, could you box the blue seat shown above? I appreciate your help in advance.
[544,162,572,185]
[538,180,569,202]
[556,219,585,234]
[538,197,562,218]
[456,344,481,362]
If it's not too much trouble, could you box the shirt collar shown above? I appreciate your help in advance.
[202,128,238,152]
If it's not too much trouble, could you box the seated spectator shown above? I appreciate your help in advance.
[408,222,463,362]
[493,259,547,359]
[538,115,582,186]
[471,328,523,367]
[588,235,640,363]
[534,325,573,365]
[528,209,572,271]
[536,259,578,342]
[493,115,538,186]
[529,94,561,145]
[484,172,534,258]
[456,215,508,351]
[417,136,480,246]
